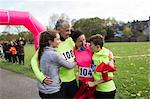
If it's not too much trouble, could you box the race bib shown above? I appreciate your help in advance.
[79,67,93,78]
[62,50,74,60]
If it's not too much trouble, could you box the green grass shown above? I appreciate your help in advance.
[0,42,150,98]
[105,42,150,56]
[114,56,150,98]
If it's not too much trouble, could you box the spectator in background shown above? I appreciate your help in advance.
[17,37,26,65]
[3,42,12,62]
[9,41,17,63]
[0,44,4,59]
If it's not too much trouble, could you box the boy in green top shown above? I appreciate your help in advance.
[31,19,78,98]
[87,34,116,99]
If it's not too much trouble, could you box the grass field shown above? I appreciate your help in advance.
[0,42,150,98]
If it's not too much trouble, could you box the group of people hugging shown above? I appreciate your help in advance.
[31,19,116,99]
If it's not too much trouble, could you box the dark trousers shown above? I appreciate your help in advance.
[8,53,12,62]
[94,90,116,99]
[61,79,78,99]
[18,55,24,64]
[39,90,64,99]
[4,52,7,60]
[12,55,17,63]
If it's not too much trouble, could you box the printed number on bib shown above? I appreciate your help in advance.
[62,50,74,60]
[79,67,93,78]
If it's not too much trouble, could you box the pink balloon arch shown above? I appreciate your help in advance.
[0,9,46,49]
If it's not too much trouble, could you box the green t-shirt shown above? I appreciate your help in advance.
[56,37,76,82]
[93,47,116,92]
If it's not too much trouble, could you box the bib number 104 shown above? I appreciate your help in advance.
[79,67,92,77]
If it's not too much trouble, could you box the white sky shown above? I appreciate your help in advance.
[0,0,150,32]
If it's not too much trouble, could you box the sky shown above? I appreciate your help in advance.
[0,0,150,33]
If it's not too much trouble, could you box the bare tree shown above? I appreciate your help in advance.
[60,13,70,21]
[48,13,70,29]
[48,13,59,29]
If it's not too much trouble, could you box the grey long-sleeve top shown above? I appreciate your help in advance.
[37,47,76,94]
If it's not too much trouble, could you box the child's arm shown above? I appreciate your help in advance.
[31,50,53,84]
[87,77,113,87]
[108,50,115,66]
[87,79,104,87]
[108,50,115,79]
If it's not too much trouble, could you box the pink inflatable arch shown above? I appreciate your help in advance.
[0,9,46,49]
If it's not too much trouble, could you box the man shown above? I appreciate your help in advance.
[31,19,78,98]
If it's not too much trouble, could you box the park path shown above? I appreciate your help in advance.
[0,68,40,99]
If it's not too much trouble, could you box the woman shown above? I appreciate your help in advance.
[71,30,115,98]
[70,30,94,86]
[37,30,76,99]
[31,19,78,99]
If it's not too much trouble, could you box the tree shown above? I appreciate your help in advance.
[48,13,70,29]
[0,33,18,41]
[105,26,115,39]
[71,19,77,27]
[1,31,9,35]
[0,25,31,42]
[105,17,118,26]
[60,13,70,21]
[48,13,59,29]
[123,26,133,38]
[73,17,107,40]
[18,31,33,43]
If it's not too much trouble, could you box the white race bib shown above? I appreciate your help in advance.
[79,67,93,78]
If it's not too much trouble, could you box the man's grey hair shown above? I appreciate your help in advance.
[55,19,69,30]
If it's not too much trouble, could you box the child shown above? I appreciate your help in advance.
[88,34,116,99]
[37,30,77,99]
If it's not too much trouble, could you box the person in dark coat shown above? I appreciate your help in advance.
[17,37,26,65]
